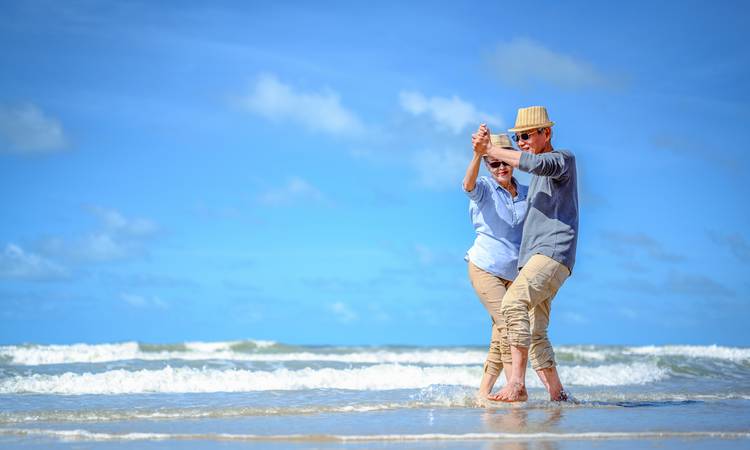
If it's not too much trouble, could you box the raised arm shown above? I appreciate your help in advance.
[518,151,572,178]
[463,131,490,192]
[476,124,522,168]
[462,152,483,192]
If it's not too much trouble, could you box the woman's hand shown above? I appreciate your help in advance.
[472,124,491,155]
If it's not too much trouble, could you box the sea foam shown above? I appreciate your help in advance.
[624,345,750,362]
[0,342,486,366]
[0,362,669,395]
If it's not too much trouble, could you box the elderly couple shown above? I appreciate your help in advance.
[463,106,579,403]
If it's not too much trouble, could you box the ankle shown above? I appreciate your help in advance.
[551,388,569,402]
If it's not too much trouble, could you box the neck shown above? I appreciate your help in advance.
[500,179,515,191]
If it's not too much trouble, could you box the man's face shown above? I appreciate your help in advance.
[514,128,551,154]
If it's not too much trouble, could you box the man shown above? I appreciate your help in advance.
[472,106,579,402]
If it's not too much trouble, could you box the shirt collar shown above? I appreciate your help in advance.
[490,176,526,200]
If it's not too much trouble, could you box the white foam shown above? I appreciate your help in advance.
[0,361,669,395]
[5,342,746,367]
[0,342,485,366]
[0,428,747,442]
[556,346,612,361]
[0,403,417,423]
[0,342,143,365]
[624,345,750,361]
[558,363,669,386]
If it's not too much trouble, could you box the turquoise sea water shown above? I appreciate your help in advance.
[0,341,748,449]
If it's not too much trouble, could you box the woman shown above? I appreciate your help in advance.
[462,133,527,402]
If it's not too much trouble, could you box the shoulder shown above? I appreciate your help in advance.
[465,175,492,201]
[473,176,495,192]
[554,149,575,160]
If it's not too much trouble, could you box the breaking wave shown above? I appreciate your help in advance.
[0,361,670,395]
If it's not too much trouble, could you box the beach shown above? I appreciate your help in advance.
[1,341,749,449]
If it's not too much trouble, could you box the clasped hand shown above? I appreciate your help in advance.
[471,123,491,155]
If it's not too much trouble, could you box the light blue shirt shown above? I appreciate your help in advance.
[464,176,528,281]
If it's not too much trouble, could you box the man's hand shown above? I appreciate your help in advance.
[472,123,491,155]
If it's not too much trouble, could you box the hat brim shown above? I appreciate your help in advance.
[508,121,554,133]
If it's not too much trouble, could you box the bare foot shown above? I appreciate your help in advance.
[550,388,572,402]
[488,382,528,402]
[475,390,491,407]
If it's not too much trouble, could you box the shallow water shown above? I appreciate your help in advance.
[1,341,748,448]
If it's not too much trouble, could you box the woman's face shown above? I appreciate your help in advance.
[484,156,513,185]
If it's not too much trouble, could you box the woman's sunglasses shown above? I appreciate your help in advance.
[488,160,510,169]
[512,129,541,142]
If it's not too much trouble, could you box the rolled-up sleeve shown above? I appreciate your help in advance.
[519,150,573,179]
[464,177,489,203]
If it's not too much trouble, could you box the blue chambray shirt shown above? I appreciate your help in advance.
[464,176,528,281]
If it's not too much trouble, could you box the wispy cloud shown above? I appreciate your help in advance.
[0,243,68,281]
[0,103,68,154]
[100,272,200,289]
[665,272,735,298]
[486,38,621,90]
[611,272,735,299]
[329,301,358,323]
[617,307,639,320]
[707,231,750,262]
[119,292,168,309]
[653,136,739,175]
[411,147,467,190]
[257,177,329,206]
[238,73,364,135]
[601,230,686,263]
[38,206,159,263]
[399,91,502,134]
[87,206,158,237]
[561,311,589,324]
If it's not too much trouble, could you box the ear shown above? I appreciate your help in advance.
[544,127,552,142]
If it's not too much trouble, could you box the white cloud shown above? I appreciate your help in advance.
[0,103,68,154]
[412,147,467,190]
[120,292,168,309]
[88,206,158,237]
[487,38,617,90]
[239,73,364,135]
[0,243,68,280]
[561,311,589,324]
[399,91,502,134]
[329,301,357,323]
[38,207,159,263]
[257,177,328,206]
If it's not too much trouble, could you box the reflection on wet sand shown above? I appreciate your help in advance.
[481,407,563,450]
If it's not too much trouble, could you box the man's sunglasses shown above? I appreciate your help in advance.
[488,160,510,169]
[512,129,541,142]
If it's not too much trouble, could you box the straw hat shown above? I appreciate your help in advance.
[508,106,555,132]
[490,133,514,149]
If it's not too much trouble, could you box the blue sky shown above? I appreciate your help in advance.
[1,0,749,346]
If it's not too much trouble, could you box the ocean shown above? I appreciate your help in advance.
[0,340,748,449]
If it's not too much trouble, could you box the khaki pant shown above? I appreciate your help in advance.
[468,261,513,376]
[501,254,569,370]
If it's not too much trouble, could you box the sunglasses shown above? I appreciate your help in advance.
[512,129,541,142]
[488,160,510,169]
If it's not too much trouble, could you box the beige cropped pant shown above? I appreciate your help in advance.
[468,261,513,376]
[501,254,570,370]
